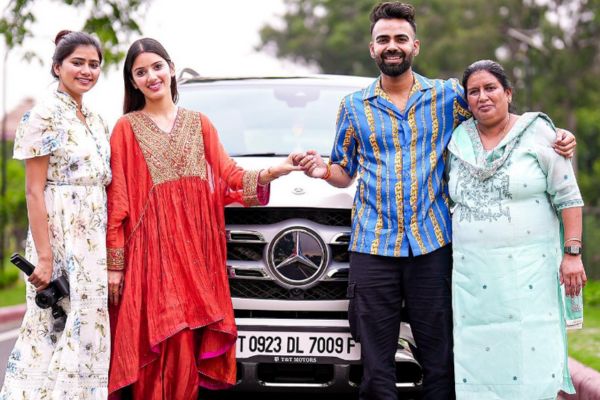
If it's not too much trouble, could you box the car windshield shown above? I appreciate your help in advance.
[177,82,359,156]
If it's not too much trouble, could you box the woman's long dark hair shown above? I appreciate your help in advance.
[122,38,179,114]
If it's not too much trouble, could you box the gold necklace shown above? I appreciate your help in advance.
[477,113,511,150]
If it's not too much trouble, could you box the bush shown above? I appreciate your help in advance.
[583,208,600,280]
[584,280,600,308]
[0,263,20,289]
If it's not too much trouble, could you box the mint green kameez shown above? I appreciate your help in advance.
[447,112,583,400]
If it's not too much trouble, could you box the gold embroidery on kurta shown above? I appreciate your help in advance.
[107,247,125,270]
[127,109,207,185]
[242,170,261,206]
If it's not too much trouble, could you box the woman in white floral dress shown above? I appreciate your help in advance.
[0,31,111,400]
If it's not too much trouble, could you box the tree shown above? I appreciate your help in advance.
[0,0,150,270]
[0,0,149,67]
[259,0,600,205]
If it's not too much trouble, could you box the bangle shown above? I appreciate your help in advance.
[265,167,277,181]
[322,164,332,180]
[564,237,582,244]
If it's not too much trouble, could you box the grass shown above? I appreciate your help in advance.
[0,278,25,308]
[568,280,600,371]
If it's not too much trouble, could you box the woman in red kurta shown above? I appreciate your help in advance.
[106,38,299,399]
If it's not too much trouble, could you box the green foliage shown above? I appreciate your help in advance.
[568,295,600,371]
[0,261,20,289]
[584,279,600,308]
[583,210,600,280]
[259,0,600,206]
[259,0,377,76]
[0,0,150,68]
[0,144,28,254]
[0,277,25,307]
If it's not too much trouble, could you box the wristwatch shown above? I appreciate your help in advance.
[564,245,583,255]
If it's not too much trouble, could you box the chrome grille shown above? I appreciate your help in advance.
[229,279,348,300]
[227,243,265,261]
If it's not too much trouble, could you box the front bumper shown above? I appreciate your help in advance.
[231,317,422,393]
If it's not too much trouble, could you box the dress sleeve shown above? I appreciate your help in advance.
[201,114,269,206]
[533,117,584,210]
[12,105,65,160]
[106,118,130,270]
[330,98,359,178]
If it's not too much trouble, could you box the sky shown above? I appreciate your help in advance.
[0,0,311,125]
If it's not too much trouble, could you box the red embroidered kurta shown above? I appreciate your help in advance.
[106,109,268,394]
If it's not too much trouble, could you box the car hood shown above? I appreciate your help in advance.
[232,157,356,209]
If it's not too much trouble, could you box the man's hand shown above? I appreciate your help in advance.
[554,129,576,158]
[296,150,328,178]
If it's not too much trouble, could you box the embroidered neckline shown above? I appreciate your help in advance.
[138,107,182,135]
[451,113,543,182]
[126,108,207,185]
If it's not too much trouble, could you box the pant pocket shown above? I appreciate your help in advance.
[347,282,360,342]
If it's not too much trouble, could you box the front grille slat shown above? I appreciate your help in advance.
[229,279,348,300]
[227,243,265,261]
[234,309,348,320]
[330,244,350,262]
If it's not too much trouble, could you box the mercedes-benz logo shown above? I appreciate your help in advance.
[267,227,328,287]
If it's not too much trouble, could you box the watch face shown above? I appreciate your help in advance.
[564,245,582,255]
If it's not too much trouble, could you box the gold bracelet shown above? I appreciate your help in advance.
[265,167,277,181]
[322,164,332,180]
[564,237,582,244]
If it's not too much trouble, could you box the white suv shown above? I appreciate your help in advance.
[177,75,422,394]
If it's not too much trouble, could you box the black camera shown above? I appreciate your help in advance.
[10,253,70,332]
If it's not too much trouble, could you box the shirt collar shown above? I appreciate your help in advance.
[54,90,91,117]
[363,71,433,101]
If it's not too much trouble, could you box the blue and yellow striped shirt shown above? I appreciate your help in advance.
[331,73,470,257]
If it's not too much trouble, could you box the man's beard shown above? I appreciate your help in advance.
[376,50,413,77]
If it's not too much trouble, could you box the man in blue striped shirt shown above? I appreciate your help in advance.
[298,2,574,399]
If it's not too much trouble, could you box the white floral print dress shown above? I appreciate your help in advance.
[0,91,111,400]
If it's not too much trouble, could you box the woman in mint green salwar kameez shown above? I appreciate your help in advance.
[447,60,587,400]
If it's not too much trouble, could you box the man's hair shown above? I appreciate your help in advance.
[369,2,417,34]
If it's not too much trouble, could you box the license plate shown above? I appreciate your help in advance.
[236,331,361,361]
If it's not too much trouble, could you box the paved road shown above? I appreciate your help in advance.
[0,319,419,399]
[0,320,20,387]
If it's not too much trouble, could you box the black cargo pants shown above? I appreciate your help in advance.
[347,245,454,400]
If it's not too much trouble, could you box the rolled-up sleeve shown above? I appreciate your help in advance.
[330,99,359,178]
